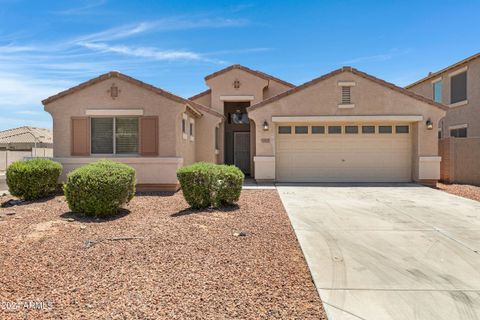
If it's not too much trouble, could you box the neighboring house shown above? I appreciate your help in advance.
[43,65,445,191]
[406,52,480,138]
[0,126,53,171]
[407,53,480,185]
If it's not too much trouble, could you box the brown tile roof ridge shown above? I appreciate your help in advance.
[247,66,448,112]
[204,64,295,88]
[405,52,480,88]
[41,71,223,118]
[188,89,211,100]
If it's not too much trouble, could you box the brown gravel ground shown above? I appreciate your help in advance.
[437,182,480,202]
[0,190,326,320]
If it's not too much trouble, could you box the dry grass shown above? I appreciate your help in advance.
[0,190,326,319]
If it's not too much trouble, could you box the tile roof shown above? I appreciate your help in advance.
[188,89,211,100]
[405,52,480,89]
[0,126,52,144]
[247,67,448,112]
[204,64,295,88]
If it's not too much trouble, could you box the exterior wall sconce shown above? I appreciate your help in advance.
[263,120,269,131]
[426,119,433,130]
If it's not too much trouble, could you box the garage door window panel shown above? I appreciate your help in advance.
[328,126,342,134]
[379,126,393,134]
[278,126,292,134]
[295,126,308,134]
[345,126,359,134]
[395,125,409,134]
[362,126,375,134]
[312,126,325,134]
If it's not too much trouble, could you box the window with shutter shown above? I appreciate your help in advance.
[91,117,139,154]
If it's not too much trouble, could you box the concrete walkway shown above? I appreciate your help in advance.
[277,183,480,320]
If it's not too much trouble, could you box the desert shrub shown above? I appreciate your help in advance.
[6,159,62,200]
[214,164,244,206]
[63,160,136,217]
[177,162,244,209]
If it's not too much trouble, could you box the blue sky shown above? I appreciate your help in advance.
[0,0,479,130]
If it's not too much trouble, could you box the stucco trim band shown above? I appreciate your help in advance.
[220,95,255,101]
[86,109,144,116]
[271,115,424,123]
[54,157,183,164]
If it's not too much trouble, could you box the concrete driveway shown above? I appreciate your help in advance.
[277,183,480,320]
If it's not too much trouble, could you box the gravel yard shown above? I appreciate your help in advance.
[437,182,480,202]
[0,190,326,320]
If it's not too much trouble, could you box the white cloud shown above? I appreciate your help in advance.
[77,42,224,63]
[74,17,249,43]
[16,110,42,115]
[342,48,412,64]
[53,0,108,15]
[0,72,71,107]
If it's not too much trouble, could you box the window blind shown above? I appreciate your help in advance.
[116,117,138,154]
[91,118,113,154]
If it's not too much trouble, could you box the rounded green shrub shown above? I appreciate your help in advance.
[63,160,136,217]
[214,164,244,206]
[6,159,62,200]
[177,162,244,209]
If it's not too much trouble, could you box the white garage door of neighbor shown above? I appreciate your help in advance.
[276,124,412,182]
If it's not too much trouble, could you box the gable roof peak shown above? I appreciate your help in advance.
[204,64,295,88]
[247,67,447,112]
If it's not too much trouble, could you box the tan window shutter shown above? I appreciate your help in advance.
[71,117,90,156]
[139,116,158,156]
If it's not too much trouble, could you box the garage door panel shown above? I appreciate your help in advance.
[276,124,412,182]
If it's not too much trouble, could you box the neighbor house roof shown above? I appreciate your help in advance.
[247,66,448,112]
[42,71,224,119]
[405,52,480,89]
[204,64,295,88]
[0,126,52,145]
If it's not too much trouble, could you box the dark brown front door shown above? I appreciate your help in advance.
[224,101,250,174]
[234,132,250,175]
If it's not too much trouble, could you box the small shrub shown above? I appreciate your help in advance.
[177,162,244,209]
[6,159,62,200]
[214,164,244,206]
[63,160,136,217]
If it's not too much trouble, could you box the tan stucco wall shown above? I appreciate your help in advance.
[177,113,196,166]
[206,69,269,113]
[408,58,480,137]
[248,70,445,181]
[439,137,480,185]
[194,111,223,163]
[44,77,189,158]
[190,91,211,107]
[263,79,293,99]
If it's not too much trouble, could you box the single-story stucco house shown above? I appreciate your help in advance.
[42,65,446,191]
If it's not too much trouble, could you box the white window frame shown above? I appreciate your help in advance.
[90,116,139,156]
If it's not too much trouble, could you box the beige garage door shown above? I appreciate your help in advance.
[276,124,412,182]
